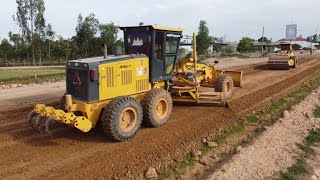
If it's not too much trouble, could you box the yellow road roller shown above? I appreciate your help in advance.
[268,42,298,70]
[27,25,242,141]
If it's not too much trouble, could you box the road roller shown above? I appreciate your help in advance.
[268,42,298,70]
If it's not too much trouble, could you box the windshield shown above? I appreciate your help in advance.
[281,44,291,51]
[165,34,180,54]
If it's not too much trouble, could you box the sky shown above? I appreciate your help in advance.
[0,0,319,42]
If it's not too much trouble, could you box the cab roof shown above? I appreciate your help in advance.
[280,42,292,45]
[119,25,183,32]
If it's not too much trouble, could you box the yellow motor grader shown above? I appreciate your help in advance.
[27,25,242,142]
[268,42,298,70]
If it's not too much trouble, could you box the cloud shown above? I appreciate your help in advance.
[154,4,168,10]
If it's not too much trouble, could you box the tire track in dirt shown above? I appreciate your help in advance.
[0,56,320,179]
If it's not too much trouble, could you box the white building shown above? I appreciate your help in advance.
[278,38,319,50]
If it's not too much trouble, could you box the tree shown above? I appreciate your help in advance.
[8,31,27,64]
[307,34,319,43]
[237,37,255,53]
[0,39,14,63]
[75,13,99,57]
[34,0,46,65]
[14,0,32,64]
[46,23,55,59]
[99,22,119,52]
[196,20,212,55]
[13,0,47,65]
[258,37,271,44]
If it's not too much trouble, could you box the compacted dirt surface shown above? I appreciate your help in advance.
[1,53,320,179]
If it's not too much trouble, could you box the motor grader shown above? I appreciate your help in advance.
[268,42,298,70]
[27,25,242,142]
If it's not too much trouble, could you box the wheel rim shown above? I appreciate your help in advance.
[119,107,137,132]
[225,81,231,93]
[155,98,168,118]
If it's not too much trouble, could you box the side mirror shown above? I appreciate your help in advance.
[214,60,220,64]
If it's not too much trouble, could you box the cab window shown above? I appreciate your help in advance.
[164,33,181,75]
[155,32,164,60]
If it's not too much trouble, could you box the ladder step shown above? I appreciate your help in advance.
[198,96,221,100]
[198,92,220,96]
[199,100,224,104]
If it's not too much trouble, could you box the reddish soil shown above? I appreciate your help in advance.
[0,54,320,179]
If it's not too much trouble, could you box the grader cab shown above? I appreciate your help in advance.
[27,25,242,142]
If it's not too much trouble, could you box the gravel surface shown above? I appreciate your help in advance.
[207,88,320,180]
[204,57,268,70]
[204,51,318,70]
[0,54,319,179]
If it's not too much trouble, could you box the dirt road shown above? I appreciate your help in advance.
[0,82,65,106]
[0,54,320,179]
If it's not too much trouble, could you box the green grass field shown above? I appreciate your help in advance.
[0,68,65,85]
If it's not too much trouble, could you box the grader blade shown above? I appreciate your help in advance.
[217,70,243,87]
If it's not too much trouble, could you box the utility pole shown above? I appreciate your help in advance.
[261,26,264,54]
[316,26,318,42]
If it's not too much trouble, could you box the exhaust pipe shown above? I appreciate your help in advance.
[102,44,108,59]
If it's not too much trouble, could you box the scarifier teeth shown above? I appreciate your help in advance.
[45,117,54,136]
[35,114,44,132]
[27,110,37,128]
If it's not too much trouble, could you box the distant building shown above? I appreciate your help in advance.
[286,24,297,39]
[278,38,319,50]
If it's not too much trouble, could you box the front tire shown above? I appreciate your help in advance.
[101,97,142,142]
[141,89,173,127]
[214,75,234,99]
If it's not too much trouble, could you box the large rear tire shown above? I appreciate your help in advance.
[214,74,234,99]
[101,97,142,142]
[141,89,173,127]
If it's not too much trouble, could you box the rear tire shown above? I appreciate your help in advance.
[214,75,234,99]
[141,89,173,127]
[101,97,142,142]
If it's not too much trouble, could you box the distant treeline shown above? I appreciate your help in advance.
[0,0,123,67]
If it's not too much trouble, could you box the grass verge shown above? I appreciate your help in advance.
[158,73,320,179]
[0,68,65,85]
